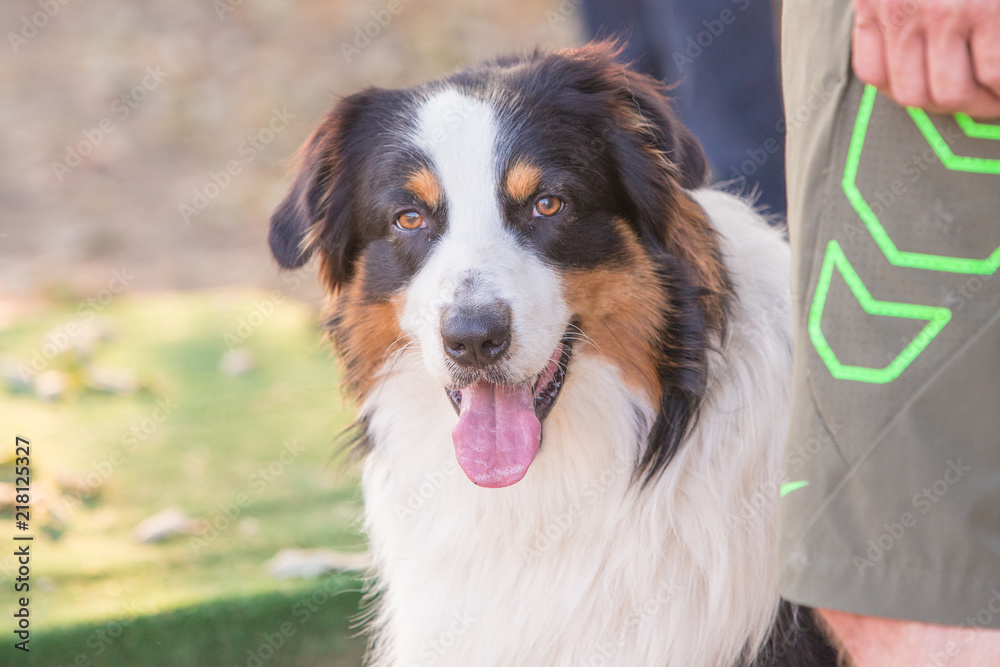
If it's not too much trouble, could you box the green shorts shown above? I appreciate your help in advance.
[777,0,1000,628]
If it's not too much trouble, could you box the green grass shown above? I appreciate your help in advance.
[31,578,364,667]
[34,581,367,667]
[0,290,368,665]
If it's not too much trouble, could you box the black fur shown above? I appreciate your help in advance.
[752,602,840,666]
[638,251,723,484]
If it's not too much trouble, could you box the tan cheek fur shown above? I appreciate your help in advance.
[563,222,667,404]
[325,264,406,399]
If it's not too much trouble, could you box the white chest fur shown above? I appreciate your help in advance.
[357,191,792,667]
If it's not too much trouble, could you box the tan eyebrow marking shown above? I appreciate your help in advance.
[405,167,444,208]
[504,161,543,202]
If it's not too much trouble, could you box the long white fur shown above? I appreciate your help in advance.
[357,88,793,667]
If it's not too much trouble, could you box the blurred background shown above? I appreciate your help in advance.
[0,0,783,664]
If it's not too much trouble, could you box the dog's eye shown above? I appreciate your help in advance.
[533,196,564,217]
[395,210,425,230]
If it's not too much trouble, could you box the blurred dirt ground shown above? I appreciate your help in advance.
[0,0,583,305]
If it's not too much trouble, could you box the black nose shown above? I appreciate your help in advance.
[441,303,512,369]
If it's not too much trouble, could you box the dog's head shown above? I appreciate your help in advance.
[269,43,728,488]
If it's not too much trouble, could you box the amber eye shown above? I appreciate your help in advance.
[395,210,425,230]
[533,196,563,217]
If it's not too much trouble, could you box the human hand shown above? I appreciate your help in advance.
[853,0,1000,119]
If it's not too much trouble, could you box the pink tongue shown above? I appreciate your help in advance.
[452,381,541,488]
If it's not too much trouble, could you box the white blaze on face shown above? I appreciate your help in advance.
[399,87,568,387]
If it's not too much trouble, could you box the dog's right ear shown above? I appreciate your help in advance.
[268,90,377,285]
[267,119,337,270]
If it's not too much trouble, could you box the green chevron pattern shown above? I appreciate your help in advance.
[842,86,1000,276]
[809,241,952,384]
[810,86,1000,384]
[955,113,1000,141]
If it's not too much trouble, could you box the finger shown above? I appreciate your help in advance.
[924,77,1000,119]
[852,0,889,88]
[881,16,930,108]
[924,14,977,113]
[948,87,1000,120]
[970,21,1000,106]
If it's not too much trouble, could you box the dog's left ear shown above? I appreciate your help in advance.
[557,44,726,309]
[601,64,708,195]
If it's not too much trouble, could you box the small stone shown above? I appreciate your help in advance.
[220,348,255,376]
[134,507,198,543]
[85,365,138,394]
[239,517,260,537]
[35,370,68,400]
[0,358,33,393]
[266,548,371,579]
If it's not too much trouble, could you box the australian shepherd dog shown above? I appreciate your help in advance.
[268,43,836,667]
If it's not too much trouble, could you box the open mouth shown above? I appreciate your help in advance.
[445,330,575,488]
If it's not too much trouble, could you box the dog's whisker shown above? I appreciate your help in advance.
[564,323,602,353]
[385,340,424,374]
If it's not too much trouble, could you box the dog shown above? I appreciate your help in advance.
[268,43,837,666]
